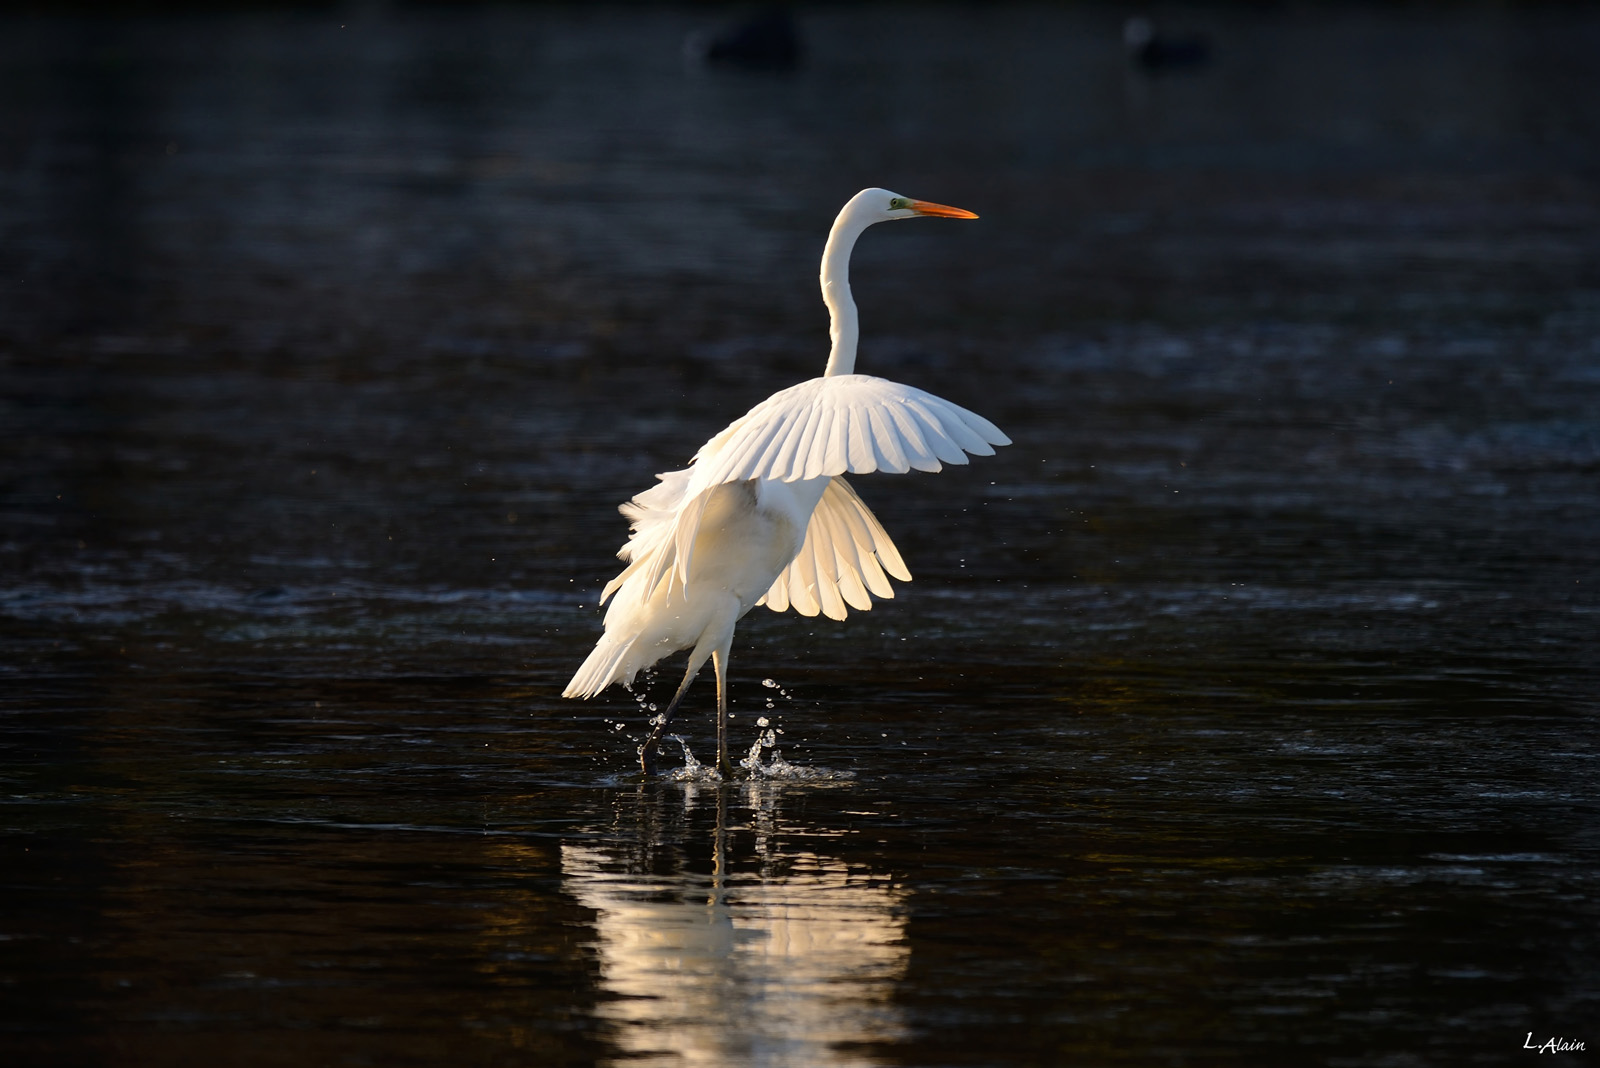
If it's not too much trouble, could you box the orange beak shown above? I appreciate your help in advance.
[909,199,979,220]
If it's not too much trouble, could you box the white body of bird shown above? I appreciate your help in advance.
[563,188,1009,773]
[565,473,828,700]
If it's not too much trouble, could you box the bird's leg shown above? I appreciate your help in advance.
[638,658,702,775]
[713,645,732,777]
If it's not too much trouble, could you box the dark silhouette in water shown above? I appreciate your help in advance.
[686,8,802,71]
[1124,16,1210,72]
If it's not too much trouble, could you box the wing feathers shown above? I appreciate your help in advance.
[687,374,1007,495]
[904,398,969,465]
[774,399,818,482]
[814,405,842,476]
[669,489,711,589]
[833,500,892,596]
[790,538,822,616]
[793,400,828,481]
[959,408,1009,448]
[823,503,875,612]
[835,557,873,611]
[846,404,874,471]
[762,571,791,613]
[831,475,911,581]
[929,399,993,455]
[866,405,910,474]
[761,476,911,621]
[599,375,1001,617]
[887,402,942,472]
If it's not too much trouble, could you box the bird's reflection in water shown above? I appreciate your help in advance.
[563,782,908,1067]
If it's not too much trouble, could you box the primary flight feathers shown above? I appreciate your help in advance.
[758,475,910,620]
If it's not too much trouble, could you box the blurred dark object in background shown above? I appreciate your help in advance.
[685,7,801,70]
[1124,15,1210,72]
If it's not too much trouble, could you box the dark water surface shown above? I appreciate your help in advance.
[3,5,1599,1065]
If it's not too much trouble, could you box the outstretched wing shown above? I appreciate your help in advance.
[758,476,912,621]
[685,374,1009,497]
[669,374,1008,584]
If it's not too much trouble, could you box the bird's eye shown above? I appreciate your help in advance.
[889,197,906,210]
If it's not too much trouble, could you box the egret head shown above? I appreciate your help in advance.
[857,187,979,223]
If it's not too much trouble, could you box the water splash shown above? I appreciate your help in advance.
[623,670,661,714]
[741,727,780,769]
[760,676,794,712]
[739,722,854,782]
[662,735,723,783]
[629,717,851,784]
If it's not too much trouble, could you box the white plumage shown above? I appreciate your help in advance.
[563,188,1009,774]
[689,373,1007,487]
[759,475,910,618]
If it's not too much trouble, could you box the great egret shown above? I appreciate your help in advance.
[563,188,1010,775]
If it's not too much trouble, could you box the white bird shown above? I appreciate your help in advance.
[563,188,1009,775]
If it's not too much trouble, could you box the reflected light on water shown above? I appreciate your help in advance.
[562,785,907,1067]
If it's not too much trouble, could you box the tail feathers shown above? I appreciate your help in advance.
[563,634,640,699]
[569,466,712,701]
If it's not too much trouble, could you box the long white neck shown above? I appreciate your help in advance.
[820,202,874,378]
